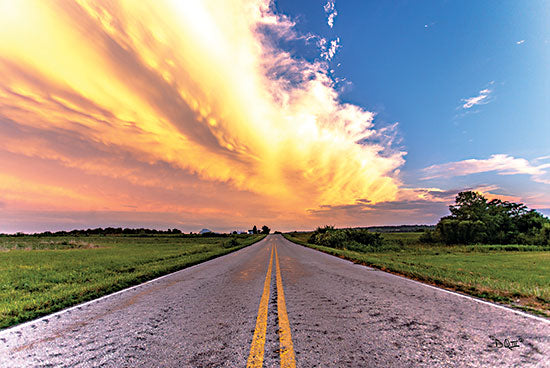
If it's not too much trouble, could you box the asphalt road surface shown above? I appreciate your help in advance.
[1,234,549,367]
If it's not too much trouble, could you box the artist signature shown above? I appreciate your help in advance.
[489,336,523,350]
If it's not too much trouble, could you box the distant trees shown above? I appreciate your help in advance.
[0,228,264,238]
[4,227,185,237]
[11,224,279,238]
[422,191,549,245]
[248,225,270,234]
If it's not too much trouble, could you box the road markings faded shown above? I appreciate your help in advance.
[275,246,296,368]
[247,246,274,368]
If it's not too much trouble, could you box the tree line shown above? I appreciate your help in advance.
[2,227,270,237]
[2,227,184,237]
[0,225,271,237]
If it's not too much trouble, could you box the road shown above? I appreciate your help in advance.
[1,234,549,367]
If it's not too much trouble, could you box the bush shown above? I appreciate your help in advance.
[346,229,383,248]
[419,230,437,243]
[314,230,348,249]
[536,224,550,245]
[308,227,382,250]
[344,240,370,252]
[222,237,239,248]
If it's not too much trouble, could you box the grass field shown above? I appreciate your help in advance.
[0,234,265,329]
[284,232,550,317]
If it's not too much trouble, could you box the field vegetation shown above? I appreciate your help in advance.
[285,192,550,317]
[0,233,264,329]
[284,231,550,316]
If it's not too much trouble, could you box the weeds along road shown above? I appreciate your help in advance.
[1,234,549,367]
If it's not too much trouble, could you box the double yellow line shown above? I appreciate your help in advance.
[247,245,296,368]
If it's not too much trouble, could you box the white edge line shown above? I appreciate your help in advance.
[405,277,550,325]
[284,237,550,325]
[0,239,267,336]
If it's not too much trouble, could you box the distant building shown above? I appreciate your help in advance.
[247,230,254,234]
[199,228,212,234]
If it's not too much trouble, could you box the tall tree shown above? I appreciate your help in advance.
[448,191,488,221]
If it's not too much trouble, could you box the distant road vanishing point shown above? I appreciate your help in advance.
[1,234,549,367]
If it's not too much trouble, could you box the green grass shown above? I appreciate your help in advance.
[284,232,550,317]
[0,234,265,329]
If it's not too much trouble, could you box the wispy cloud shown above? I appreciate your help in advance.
[424,22,435,29]
[323,1,338,28]
[422,154,550,184]
[307,198,450,227]
[461,86,492,109]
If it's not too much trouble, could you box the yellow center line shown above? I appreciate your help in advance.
[247,246,274,368]
[275,245,297,368]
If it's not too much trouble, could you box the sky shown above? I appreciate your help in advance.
[0,0,549,233]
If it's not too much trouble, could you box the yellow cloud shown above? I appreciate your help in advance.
[0,0,404,221]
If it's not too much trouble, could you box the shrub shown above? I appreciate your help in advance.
[346,229,382,248]
[308,227,382,249]
[419,230,437,243]
[536,224,550,245]
[222,237,239,248]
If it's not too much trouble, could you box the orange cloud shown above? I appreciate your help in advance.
[0,0,405,231]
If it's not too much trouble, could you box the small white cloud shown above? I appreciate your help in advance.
[323,1,335,14]
[320,37,341,61]
[461,87,492,109]
[516,40,525,45]
[327,11,338,28]
[424,22,436,29]
[323,1,338,28]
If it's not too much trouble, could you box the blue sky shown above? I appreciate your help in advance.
[275,0,550,214]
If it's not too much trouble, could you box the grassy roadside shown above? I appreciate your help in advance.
[283,232,550,318]
[0,234,265,329]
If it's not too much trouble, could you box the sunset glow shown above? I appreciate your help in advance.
[0,0,405,231]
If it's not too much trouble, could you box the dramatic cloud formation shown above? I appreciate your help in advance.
[461,87,492,109]
[422,154,550,184]
[0,0,405,232]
